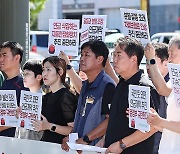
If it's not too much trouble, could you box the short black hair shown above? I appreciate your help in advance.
[152,43,169,62]
[1,41,24,63]
[115,37,144,66]
[81,40,109,67]
[23,59,43,85]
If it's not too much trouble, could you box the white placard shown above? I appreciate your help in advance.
[67,142,106,153]
[80,15,107,46]
[19,90,42,130]
[48,19,80,56]
[168,63,180,108]
[69,133,78,143]
[128,85,150,132]
[0,136,103,154]
[0,90,18,127]
[120,8,150,45]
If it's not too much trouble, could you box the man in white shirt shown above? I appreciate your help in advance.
[144,36,180,154]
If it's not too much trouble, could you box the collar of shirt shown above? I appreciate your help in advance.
[119,70,144,85]
[83,70,105,89]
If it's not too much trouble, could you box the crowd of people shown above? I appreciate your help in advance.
[0,35,180,154]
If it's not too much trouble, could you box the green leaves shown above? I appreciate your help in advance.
[30,0,47,30]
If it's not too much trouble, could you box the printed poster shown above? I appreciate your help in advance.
[128,85,150,132]
[80,15,107,46]
[168,63,180,107]
[0,90,18,127]
[120,8,150,45]
[48,19,80,56]
[19,90,42,130]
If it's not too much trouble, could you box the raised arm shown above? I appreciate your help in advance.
[148,108,180,133]
[144,44,171,97]
[104,57,119,84]
[59,51,82,93]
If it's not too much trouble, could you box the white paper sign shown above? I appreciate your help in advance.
[0,90,18,127]
[67,142,106,153]
[19,90,42,130]
[120,8,150,45]
[128,85,150,132]
[69,133,78,143]
[80,15,107,46]
[0,136,99,154]
[168,63,180,107]
[48,19,80,56]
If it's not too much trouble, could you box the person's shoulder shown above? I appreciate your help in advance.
[104,82,116,90]
[62,88,77,98]
[102,72,116,86]
[15,75,23,85]
[16,75,29,90]
[42,91,52,100]
[61,88,78,104]
[139,74,155,89]
[16,75,23,80]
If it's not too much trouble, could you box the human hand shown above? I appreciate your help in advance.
[95,136,105,148]
[144,43,156,61]
[32,115,50,131]
[105,141,123,154]
[59,51,70,64]
[61,136,70,152]
[147,108,163,128]
[15,107,21,119]
[76,137,88,145]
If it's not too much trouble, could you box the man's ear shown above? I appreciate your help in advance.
[131,55,137,64]
[97,56,104,64]
[14,54,21,63]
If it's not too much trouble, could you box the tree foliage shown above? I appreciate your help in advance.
[30,0,47,30]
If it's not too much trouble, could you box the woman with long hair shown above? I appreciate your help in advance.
[33,56,77,144]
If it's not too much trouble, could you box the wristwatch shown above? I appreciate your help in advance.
[50,124,56,132]
[119,139,126,150]
[83,135,92,144]
[66,64,72,70]
[147,59,156,65]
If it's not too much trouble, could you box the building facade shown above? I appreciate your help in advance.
[38,0,180,35]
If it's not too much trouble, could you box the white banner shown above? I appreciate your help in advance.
[0,136,103,154]
[48,19,80,56]
[168,63,180,108]
[0,90,18,127]
[19,90,42,130]
[120,8,150,45]
[128,85,150,132]
[80,15,107,46]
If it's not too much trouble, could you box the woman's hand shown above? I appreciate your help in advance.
[32,114,51,131]
[147,108,163,128]
[95,136,105,148]
[61,136,70,152]
[15,107,21,119]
